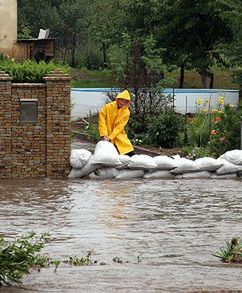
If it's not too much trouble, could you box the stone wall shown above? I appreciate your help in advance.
[0,70,71,178]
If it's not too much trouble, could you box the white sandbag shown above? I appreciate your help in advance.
[153,156,177,170]
[68,155,99,178]
[117,154,132,169]
[89,167,118,179]
[128,154,157,170]
[210,173,238,179]
[195,157,223,172]
[92,141,121,167]
[182,171,211,179]
[144,170,174,179]
[220,150,242,165]
[171,156,198,174]
[70,149,92,169]
[215,159,242,175]
[116,169,145,179]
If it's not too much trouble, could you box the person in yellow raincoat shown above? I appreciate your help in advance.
[99,90,135,156]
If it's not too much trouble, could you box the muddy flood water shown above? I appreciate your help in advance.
[1,178,242,292]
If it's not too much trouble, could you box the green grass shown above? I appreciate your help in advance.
[71,68,116,88]
[167,69,239,89]
[71,68,240,89]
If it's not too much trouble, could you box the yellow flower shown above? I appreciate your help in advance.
[218,96,224,105]
[202,108,208,112]
[197,97,203,105]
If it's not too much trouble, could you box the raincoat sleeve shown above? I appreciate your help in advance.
[99,105,108,137]
[109,113,130,141]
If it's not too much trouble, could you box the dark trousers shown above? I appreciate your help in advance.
[125,150,135,157]
[114,145,135,157]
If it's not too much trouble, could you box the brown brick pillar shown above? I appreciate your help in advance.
[44,70,71,178]
[0,71,12,178]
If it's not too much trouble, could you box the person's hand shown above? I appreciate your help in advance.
[101,136,110,142]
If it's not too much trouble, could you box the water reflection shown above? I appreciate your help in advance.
[0,178,242,292]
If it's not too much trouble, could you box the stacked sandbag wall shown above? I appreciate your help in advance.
[69,142,242,180]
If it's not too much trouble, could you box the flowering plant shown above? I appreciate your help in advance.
[187,96,242,157]
[209,103,242,157]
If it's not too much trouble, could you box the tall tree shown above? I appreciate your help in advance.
[18,0,61,38]
[160,0,239,88]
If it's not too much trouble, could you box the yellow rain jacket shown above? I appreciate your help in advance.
[99,90,134,155]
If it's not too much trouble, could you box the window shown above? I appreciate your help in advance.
[20,99,38,123]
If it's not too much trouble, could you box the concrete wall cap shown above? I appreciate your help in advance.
[0,71,13,81]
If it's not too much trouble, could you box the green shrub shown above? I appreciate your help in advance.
[0,232,49,286]
[0,59,70,83]
[146,109,182,148]
[83,115,100,142]
[209,103,242,157]
[187,111,212,147]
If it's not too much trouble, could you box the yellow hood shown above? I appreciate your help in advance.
[116,90,131,101]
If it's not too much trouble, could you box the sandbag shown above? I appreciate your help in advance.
[210,173,238,179]
[171,156,198,174]
[89,167,118,179]
[153,156,177,170]
[128,154,157,170]
[195,157,223,172]
[70,149,92,169]
[144,170,174,179]
[116,169,145,179]
[92,141,121,167]
[182,171,211,179]
[215,159,242,175]
[69,155,99,178]
[117,154,132,169]
[174,174,183,179]
[220,150,242,165]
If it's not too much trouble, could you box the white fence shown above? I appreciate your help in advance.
[71,88,240,119]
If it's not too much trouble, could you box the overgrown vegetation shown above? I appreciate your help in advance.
[182,97,242,158]
[146,109,183,148]
[214,237,242,263]
[81,115,100,143]
[0,232,49,286]
[0,58,70,83]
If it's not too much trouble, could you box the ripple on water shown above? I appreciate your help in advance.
[0,178,242,292]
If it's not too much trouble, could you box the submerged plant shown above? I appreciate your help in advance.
[0,232,50,286]
[213,237,242,263]
[68,251,93,266]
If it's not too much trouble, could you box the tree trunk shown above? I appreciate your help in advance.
[199,70,214,88]
[179,63,185,88]
[209,72,214,89]
[200,71,210,88]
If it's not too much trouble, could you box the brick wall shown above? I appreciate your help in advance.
[0,70,71,178]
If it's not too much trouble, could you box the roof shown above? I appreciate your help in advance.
[17,38,56,43]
